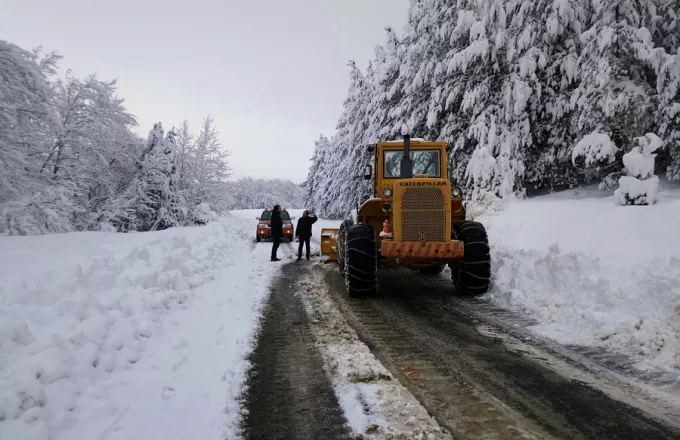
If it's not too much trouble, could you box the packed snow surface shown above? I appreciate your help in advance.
[297,273,451,440]
[0,213,286,440]
[477,183,680,374]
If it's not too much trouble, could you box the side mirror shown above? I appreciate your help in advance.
[364,164,372,180]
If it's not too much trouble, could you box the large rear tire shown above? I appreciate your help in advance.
[344,224,378,297]
[449,220,491,296]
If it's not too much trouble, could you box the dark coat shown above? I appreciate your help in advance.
[271,211,283,238]
[295,215,318,238]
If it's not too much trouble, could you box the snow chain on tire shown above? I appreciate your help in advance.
[344,224,378,297]
[337,219,354,275]
[449,220,491,296]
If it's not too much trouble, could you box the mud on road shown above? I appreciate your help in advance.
[320,264,680,440]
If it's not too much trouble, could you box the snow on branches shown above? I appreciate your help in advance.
[303,0,680,216]
[615,133,663,205]
[0,39,232,234]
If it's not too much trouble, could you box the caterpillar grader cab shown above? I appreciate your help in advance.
[320,135,491,297]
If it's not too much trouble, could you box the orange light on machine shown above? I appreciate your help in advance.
[379,219,392,238]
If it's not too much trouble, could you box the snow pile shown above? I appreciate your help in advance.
[466,191,506,220]
[479,185,680,373]
[615,133,663,205]
[0,214,278,440]
[191,202,215,224]
[297,275,451,440]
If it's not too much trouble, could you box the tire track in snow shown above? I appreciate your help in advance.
[296,265,453,440]
[240,262,351,440]
[318,264,680,440]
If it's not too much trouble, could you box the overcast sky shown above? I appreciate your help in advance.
[2,0,410,183]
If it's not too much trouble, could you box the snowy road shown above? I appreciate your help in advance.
[317,264,680,440]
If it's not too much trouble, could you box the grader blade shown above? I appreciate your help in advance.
[320,228,339,261]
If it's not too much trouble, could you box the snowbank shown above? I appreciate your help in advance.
[478,183,680,373]
[0,214,279,440]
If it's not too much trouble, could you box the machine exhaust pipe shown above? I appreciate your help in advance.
[400,134,413,178]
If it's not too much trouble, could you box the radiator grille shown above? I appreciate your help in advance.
[400,187,446,241]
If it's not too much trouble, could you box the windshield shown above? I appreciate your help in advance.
[384,149,441,178]
[259,210,291,221]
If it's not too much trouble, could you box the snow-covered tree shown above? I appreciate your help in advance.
[225,177,304,210]
[1,38,233,234]
[185,116,231,211]
[572,0,658,185]
[42,71,140,229]
[303,0,680,208]
[615,132,663,204]
[0,41,67,234]
[317,62,373,219]
[657,49,680,179]
[303,135,332,213]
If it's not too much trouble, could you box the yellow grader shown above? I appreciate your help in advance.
[320,135,491,297]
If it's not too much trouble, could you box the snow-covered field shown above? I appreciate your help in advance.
[478,181,680,374]
[0,213,287,440]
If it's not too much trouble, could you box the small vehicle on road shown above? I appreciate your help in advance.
[255,208,295,242]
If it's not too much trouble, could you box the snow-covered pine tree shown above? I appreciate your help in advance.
[305,0,680,204]
[365,28,403,144]
[174,119,195,194]
[302,134,331,213]
[450,0,527,200]
[657,49,680,179]
[164,128,187,225]
[437,0,477,185]
[386,0,450,140]
[572,0,658,186]
[516,0,586,193]
[614,132,663,204]
[187,116,231,212]
[124,123,174,231]
[320,62,371,219]
[649,0,680,55]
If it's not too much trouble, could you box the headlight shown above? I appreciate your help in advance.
[383,187,393,198]
[452,186,462,197]
[258,223,268,228]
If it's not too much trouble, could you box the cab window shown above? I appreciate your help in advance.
[384,149,441,178]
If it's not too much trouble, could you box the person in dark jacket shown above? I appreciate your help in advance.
[270,205,283,262]
[295,210,318,261]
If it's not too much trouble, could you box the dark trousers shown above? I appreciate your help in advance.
[297,236,311,259]
[271,235,281,259]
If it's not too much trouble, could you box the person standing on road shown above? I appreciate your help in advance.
[271,204,283,262]
[295,210,318,261]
